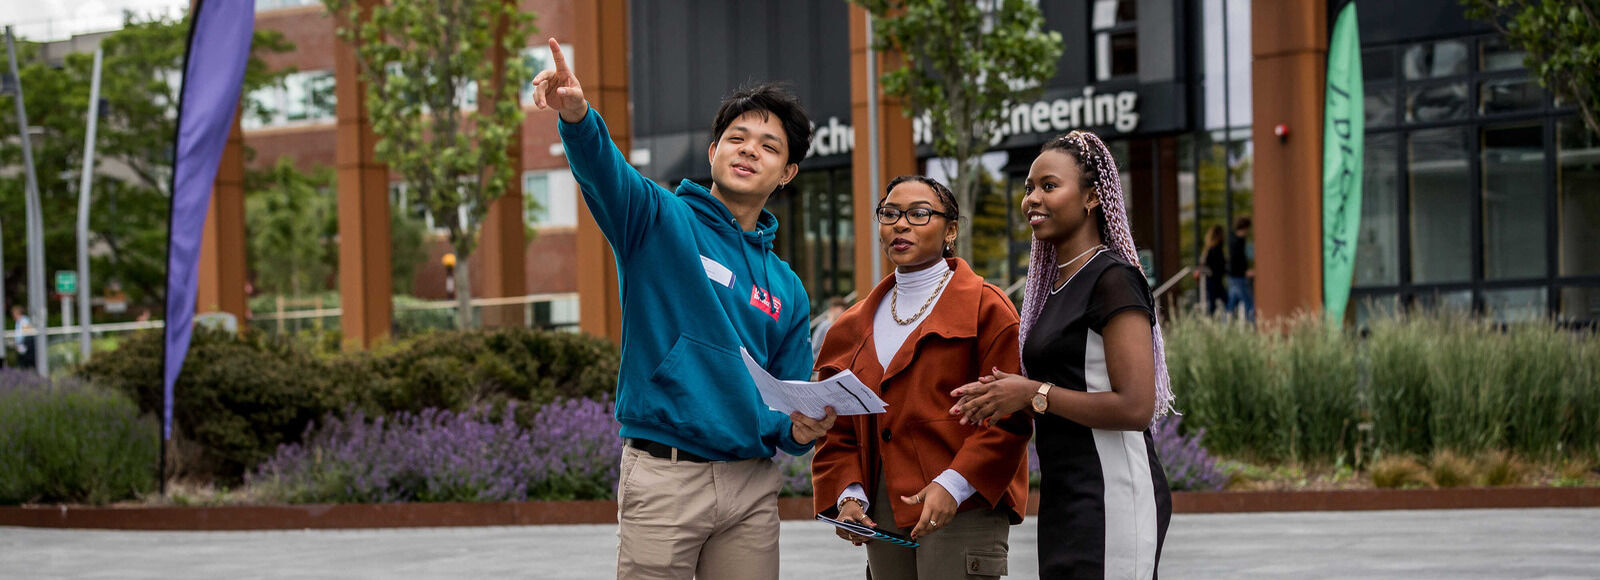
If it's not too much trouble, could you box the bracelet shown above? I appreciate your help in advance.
[839,497,865,511]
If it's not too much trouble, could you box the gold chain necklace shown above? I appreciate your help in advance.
[890,267,954,325]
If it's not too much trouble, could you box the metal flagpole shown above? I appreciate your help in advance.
[865,11,882,286]
[6,25,49,377]
[77,48,103,360]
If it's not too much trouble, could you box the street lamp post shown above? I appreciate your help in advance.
[77,48,103,360]
[6,25,49,376]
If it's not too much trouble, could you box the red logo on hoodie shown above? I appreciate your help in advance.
[750,285,782,321]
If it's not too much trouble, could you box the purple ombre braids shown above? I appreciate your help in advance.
[1019,131,1175,422]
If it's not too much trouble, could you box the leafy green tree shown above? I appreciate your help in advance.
[853,0,1062,259]
[0,14,291,316]
[322,0,536,328]
[247,159,334,297]
[1464,0,1600,136]
[245,159,431,300]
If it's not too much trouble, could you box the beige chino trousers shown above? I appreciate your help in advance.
[615,443,783,579]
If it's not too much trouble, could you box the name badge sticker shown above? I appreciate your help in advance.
[701,256,735,288]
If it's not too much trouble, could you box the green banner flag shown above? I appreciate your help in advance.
[1323,3,1364,324]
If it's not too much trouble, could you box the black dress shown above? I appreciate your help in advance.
[1023,251,1172,579]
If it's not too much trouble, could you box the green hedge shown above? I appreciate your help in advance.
[78,327,618,484]
[0,371,158,505]
[1166,312,1600,465]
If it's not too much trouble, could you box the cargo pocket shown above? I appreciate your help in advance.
[964,549,1008,578]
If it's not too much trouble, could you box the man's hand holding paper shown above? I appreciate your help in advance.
[740,348,888,417]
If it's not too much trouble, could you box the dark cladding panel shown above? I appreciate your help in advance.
[809,0,851,131]
[694,0,734,124]
[644,0,695,135]
[1349,0,1491,46]
[1139,0,1176,83]
[1042,0,1090,89]
[631,0,851,181]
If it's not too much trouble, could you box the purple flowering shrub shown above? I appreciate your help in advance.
[1150,415,1227,491]
[775,449,814,497]
[251,397,622,503]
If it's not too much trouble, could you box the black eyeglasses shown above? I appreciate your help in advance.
[876,206,953,226]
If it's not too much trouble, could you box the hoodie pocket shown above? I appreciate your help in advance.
[633,335,742,441]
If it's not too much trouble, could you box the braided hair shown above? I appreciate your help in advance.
[1018,131,1175,422]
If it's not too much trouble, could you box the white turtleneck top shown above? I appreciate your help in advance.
[873,261,953,368]
[837,260,976,513]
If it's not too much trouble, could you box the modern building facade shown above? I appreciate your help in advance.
[139,0,1597,341]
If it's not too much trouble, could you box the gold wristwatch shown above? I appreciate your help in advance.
[1031,382,1054,414]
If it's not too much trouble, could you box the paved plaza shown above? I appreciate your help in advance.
[3,508,1597,579]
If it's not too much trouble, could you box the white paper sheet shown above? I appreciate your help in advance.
[740,348,886,417]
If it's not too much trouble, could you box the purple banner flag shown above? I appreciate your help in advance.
[163,0,255,441]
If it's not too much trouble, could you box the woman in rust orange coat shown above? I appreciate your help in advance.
[812,175,1032,579]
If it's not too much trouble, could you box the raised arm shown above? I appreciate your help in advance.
[534,38,665,261]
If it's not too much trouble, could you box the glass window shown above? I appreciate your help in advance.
[1560,286,1600,323]
[1406,82,1470,123]
[1480,36,1527,72]
[1195,132,1229,272]
[971,162,1014,283]
[1402,40,1470,80]
[1479,79,1543,115]
[1092,0,1137,81]
[777,168,854,307]
[1228,135,1253,225]
[1356,133,1400,286]
[1363,47,1394,82]
[1353,294,1403,329]
[1409,127,1472,283]
[1558,119,1600,276]
[1365,86,1396,128]
[522,170,577,228]
[243,70,336,128]
[1485,287,1547,323]
[1414,289,1473,313]
[1482,124,1547,280]
[523,173,550,226]
[1200,0,1253,131]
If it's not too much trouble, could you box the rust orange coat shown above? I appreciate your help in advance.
[811,258,1032,529]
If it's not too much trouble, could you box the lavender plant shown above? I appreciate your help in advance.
[251,397,623,503]
[1150,415,1228,492]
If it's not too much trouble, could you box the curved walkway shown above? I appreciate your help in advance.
[3,508,1597,578]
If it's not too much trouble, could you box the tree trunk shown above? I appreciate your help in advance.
[454,257,473,329]
[952,155,982,261]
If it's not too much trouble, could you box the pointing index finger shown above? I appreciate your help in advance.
[547,37,569,73]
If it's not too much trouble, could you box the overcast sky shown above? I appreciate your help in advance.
[1,0,188,41]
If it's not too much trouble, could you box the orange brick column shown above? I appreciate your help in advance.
[197,111,248,329]
[850,5,917,297]
[1251,0,1326,320]
[573,0,630,344]
[335,0,393,348]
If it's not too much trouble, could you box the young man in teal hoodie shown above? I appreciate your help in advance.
[533,39,837,578]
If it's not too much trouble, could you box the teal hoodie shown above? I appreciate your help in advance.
[559,107,814,460]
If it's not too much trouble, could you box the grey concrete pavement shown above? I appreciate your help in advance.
[2,508,1597,579]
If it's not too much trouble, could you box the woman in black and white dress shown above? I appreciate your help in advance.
[952,130,1173,579]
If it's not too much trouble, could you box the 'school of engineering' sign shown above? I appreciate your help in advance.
[809,87,1142,158]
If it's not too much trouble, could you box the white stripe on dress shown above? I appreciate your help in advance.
[1085,330,1159,579]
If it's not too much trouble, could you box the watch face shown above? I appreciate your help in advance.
[1031,394,1047,413]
